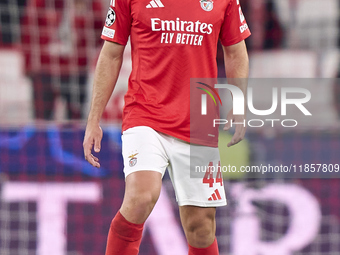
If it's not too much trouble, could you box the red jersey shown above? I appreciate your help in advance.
[101,0,250,147]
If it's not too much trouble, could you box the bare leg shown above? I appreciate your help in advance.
[179,206,217,248]
[120,170,162,223]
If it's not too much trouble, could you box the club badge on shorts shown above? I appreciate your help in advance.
[128,153,138,167]
[200,0,213,11]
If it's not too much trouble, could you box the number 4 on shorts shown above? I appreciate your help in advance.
[203,161,223,187]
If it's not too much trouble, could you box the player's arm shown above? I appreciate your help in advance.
[222,40,249,147]
[83,41,125,167]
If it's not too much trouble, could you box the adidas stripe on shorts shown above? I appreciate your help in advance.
[122,126,227,207]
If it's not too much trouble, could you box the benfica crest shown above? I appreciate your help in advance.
[200,0,213,11]
[128,153,138,167]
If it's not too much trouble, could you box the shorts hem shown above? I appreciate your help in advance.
[177,200,227,207]
[124,167,164,178]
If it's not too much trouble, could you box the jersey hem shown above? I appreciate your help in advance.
[122,122,218,148]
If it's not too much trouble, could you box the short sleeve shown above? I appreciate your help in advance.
[101,0,131,46]
[219,0,251,46]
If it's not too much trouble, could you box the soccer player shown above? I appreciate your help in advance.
[83,0,250,254]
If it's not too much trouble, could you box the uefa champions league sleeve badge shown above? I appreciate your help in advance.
[105,7,116,27]
[200,0,213,11]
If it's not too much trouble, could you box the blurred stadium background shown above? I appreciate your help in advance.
[0,0,340,254]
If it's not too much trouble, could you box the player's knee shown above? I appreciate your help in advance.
[183,213,216,247]
[120,190,160,224]
[132,191,158,208]
[124,189,159,213]
[123,171,162,219]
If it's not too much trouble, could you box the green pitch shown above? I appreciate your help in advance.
[218,131,250,179]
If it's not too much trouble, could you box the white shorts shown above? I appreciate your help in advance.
[122,126,227,207]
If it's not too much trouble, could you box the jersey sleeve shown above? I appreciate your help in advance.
[101,0,131,45]
[219,0,251,46]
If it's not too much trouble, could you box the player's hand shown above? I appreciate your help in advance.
[83,123,103,168]
[223,109,246,147]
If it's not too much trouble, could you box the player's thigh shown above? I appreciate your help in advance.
[121,171,163,224]
[120,126,168,222]
[124,170,162,203]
